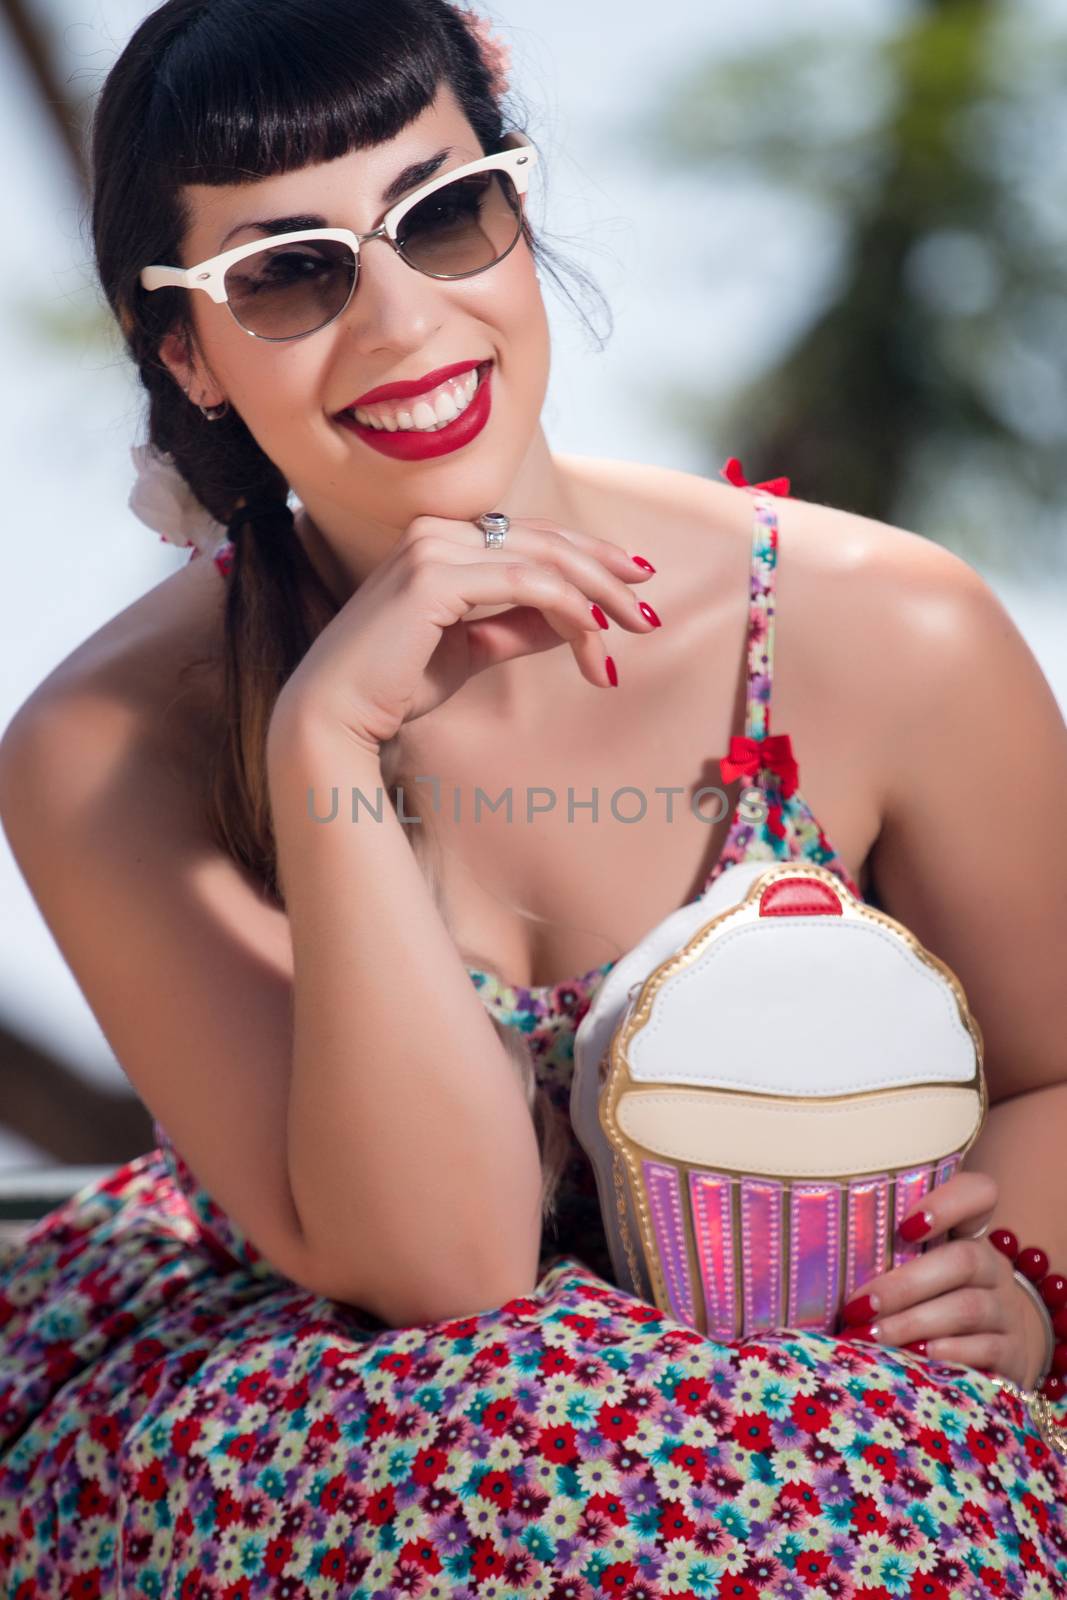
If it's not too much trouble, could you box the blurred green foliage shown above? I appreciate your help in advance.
[12,0,1067,572]
[634,0,1067,576]
[16,291,116,351]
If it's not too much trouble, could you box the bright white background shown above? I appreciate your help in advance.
[2,0,1065,1165]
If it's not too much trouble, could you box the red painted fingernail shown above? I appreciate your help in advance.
[848,1322,881,1343]
[605,655,618,687]
[631,555,656,573]
[590,602,609,629]
[900,1210,933,1242]
[905,1341,929,1355]
[638,601,662,627]
[841,1293,880,1325]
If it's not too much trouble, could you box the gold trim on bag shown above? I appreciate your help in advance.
[597,862,988,1337]
[986,1377,1067,1456]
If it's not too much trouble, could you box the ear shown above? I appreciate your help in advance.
[158,327,225,410]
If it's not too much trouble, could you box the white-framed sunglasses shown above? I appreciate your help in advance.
[139,130,538,342]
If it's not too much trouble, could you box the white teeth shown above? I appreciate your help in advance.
[352,366,481,432]
[434,390,459,424]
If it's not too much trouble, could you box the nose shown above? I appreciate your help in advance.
[335,230,446,349]
[347,225,422,303]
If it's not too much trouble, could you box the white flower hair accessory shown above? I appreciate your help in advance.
[128,442,229,555]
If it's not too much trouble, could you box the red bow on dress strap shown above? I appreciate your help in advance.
[721,734,799,796]
[720,457,791,498]
[721,734,799,840]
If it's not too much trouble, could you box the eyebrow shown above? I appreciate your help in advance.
[215,146,457,252]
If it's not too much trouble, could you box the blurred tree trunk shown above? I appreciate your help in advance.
[750,0,996,523]
[1,0,88,190]
[0,1017,155,1163]
[651,0,1067,570]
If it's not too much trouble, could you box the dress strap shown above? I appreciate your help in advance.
[743,488,780,740]
[717,463,798,840]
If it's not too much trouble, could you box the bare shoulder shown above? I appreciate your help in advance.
[777,487,994,595]
[773,489,1015,681]
[558,453,1013,794]
[4,549,227,784]
[558,450,996,648]
[558,449,980,579]
[764,491,1033,826]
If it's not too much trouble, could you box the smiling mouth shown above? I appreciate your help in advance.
[336,361,492,433]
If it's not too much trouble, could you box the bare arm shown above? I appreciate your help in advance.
[0,513,643,1329]
[864,541,1067,1361]
[0,680,542,1330]
[270,702,545,1326]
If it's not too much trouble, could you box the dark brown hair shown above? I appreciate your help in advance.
[89,0,611,1224]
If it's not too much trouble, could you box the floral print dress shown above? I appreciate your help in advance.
[2,480,1066,1599]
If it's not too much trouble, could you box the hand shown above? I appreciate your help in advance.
[268,512,659,756]
[835,1169,1050,1390]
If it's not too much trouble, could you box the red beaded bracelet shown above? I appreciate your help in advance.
[990,1228,1067,1400]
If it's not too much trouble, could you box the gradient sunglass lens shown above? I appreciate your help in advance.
[224,238,356,340]
[223,169,524,339]
[396,169,523,277]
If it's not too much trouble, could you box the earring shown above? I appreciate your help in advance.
[198,399,230,421]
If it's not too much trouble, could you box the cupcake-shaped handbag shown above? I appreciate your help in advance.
[571,860,986,1339]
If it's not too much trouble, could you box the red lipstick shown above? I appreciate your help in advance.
[339,358,488,411]
[335,361,494,461]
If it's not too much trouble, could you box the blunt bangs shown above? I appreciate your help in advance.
[145,0,461,188]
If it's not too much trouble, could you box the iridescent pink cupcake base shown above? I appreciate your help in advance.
[640,1154,963,1338]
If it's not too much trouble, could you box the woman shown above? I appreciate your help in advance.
[1,0,1066,1593]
